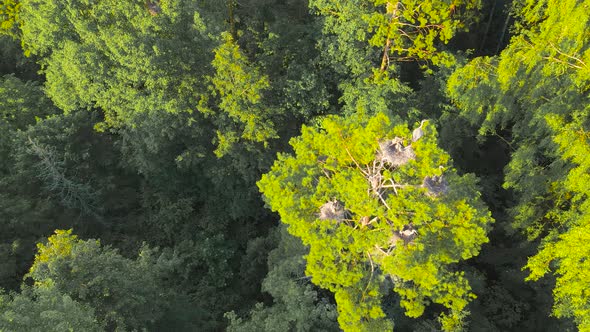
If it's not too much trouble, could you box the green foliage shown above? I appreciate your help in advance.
[0,36,40,82]
[25,138,100,217]
[238,2,335,121]
[0,0,20,37]
[201,32,278,156]
[338,71,413,117]
[524,112,590,332]
[18,0,213,129]
[226,226,339,332]
[27,229,168,331]
[2,0,588,330]
[311,0,481,74]
[259,112,492,330]
[0,75,63,290]
[0,74,56,175]
[308,0,481,121]
[9,110,122,222]
[0,75,56,131]
[0,285,103,332]
[446,0,590,329]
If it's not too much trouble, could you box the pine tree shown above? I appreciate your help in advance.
[258,112,492,330]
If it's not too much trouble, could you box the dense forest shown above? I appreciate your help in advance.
[0,0,588,331]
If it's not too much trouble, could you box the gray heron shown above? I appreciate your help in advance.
[412,120,428,142]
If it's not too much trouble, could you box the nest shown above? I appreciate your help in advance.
[146,0,161,16]
[319,199,349,221]
[399,224,418,241]
[389,224,418,246]
[422,175,449,197]
[378,137,416,167]
[389,232,402,246]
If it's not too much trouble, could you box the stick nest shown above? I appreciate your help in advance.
[389,224,418,245]
[146,0,161,15]
[319,199,350,221]
[422,175,448,197]
[378,137,416,167]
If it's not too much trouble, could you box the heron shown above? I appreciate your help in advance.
[412,120,428,142]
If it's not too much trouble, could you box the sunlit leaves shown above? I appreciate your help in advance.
[259,112,492,330]
[311,0,481,73]
[0,0,20,37]
[446,0,590,329]
[201,32,278,156]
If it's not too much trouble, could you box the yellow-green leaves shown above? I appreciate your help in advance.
[522,111,590,331]
[30,229,79,276]
[25,229,169,330]
[0,0,20,38]
[505,0,590,89]
[525,220,590,331]
[446,1,590,329]
[258,112,492,330]
[204,32,278,156]
[311,0,481,72]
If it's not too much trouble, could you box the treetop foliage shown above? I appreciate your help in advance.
[0,0,19,37]
[0,0,588,330]
[311,0,481,75]
[447,0,590,329]
[26,229,168,330]
[18,0,213,130]
[0,285,103,332]
[201,31,278,156]
[259,112,493,330]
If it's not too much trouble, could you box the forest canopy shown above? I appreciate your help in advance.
[0,0,588,331]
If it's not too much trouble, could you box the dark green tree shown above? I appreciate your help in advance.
[0,286,103,332]
[18,0,212,129]
[26,229,168,330]
[226,226,339,332]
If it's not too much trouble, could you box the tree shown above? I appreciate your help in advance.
[0,75,57,172]
[0,75,64,291]
[446,0,590,329]
[0,286,103,332]
[17,0,213,129]
[305,0,482,124]
[258,112,493,330]
[199,31,278,156]
[6,0,588,330]
[311,0,481,75]
[25,229,169,331]
[0,0,20,37]
[226,226,339,332]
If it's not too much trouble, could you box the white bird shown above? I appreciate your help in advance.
[412,120,428,142]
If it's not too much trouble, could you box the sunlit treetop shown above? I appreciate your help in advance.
[446,0,590,329]
[199,32,279,156]
[0,0,20,37]
[258,112,493,331]
[310,0,481,75]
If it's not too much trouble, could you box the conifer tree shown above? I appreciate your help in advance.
[446,0,590,329]
[259,113,492,330]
